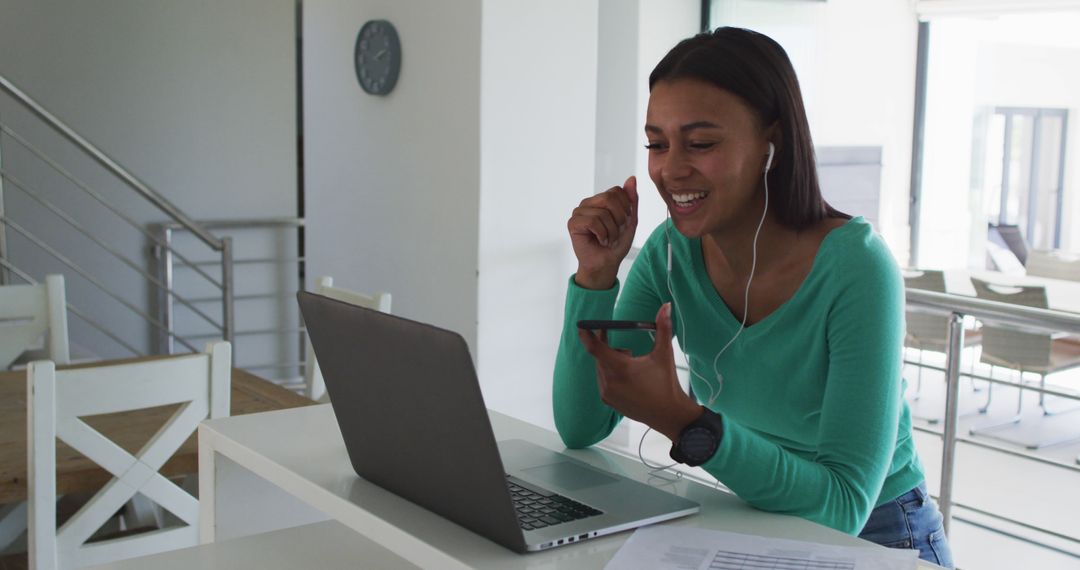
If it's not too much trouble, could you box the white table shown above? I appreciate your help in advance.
[944,269,1080,314]
[90,520,419,569]
[114,404,939,570]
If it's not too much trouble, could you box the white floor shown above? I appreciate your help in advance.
[611,351,1080,570]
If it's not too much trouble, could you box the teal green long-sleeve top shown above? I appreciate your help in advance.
[553,217,923,535]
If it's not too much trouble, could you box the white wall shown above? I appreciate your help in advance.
[477,0,600,427]
[594,0,640,199]
[710,0,920,262]
[477,1,699,429]
[303,0,482,350]
[594,0,700,247]
[0,0,297,358]
[634,0,701,244]
[302,0,698,428]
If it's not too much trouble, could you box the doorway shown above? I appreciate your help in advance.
[982,107,1068,250]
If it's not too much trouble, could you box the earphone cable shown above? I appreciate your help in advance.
[707,164,769,405]
[636,160,771,474]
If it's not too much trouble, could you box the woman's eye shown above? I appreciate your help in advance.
[644,142,667,151]
[689,142,716,150]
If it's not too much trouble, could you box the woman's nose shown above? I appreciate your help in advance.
[662,147,693,179]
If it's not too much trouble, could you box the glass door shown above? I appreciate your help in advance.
[984,107,1068,249]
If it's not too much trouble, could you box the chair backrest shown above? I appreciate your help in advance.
[989,223,1029,266]
[0,274,69,369]
[903,269,949,348]
[1026,249,1080,282]
[27,341,231,569]
[304,276,391,401]
[970,279,1051,370]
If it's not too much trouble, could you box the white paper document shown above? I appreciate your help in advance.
[605,525,918,570]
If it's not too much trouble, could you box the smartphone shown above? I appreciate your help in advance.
[576,320,657,331]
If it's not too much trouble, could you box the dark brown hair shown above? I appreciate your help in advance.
[649,27,846,229]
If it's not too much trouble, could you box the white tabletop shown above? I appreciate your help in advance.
[941,269,1080,314]
[90,520,419,569]
[183,404,939,569]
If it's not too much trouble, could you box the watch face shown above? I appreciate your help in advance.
[354,20,401,95]
[680,427,719,464]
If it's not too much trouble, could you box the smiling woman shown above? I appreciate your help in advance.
[556,27,955,568]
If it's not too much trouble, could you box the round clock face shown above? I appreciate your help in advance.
[354,20,401,96]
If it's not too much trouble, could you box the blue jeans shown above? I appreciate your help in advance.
[858,481,955,568]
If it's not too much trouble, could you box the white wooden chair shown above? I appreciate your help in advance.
[0,274,69,369]
[27,341,231,569]
[304,276,391,402]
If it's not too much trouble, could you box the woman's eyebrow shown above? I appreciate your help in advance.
[644,121,724,134]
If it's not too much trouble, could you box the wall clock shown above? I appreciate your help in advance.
[354,19,401,96]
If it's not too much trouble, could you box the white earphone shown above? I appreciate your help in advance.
[764,141,775,173]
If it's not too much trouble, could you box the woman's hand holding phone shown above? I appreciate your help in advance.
[577,304,702,441]
[567,175,638,290]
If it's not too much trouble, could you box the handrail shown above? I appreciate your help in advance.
[154,218,300,366]
[0,123,224,288]
[906,288,1080,335]
[0,74,222,250]
[905,286,1080,540]
[1,170,224,331]
[157,217,306,230]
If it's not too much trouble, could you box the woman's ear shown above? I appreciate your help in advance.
[765,121,782,156]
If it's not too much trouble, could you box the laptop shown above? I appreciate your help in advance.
[297,291,700,553]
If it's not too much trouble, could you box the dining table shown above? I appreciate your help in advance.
[0,356,314,506]
[940,269,1080,314]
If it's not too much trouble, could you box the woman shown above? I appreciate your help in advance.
[554,27,953,567]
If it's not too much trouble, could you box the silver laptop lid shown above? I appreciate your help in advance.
[297,291,527,552]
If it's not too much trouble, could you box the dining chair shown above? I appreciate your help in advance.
[988,223,1030,266]
[1026,249,1080,282]
[902,269,982,423]
[968,279,1080,449]
[0,274,69,369]
[304,276,391,402]
[27,341,231,569]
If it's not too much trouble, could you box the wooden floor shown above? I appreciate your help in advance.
[0,553,27,570]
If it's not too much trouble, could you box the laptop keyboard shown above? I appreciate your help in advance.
[507,476,603,531]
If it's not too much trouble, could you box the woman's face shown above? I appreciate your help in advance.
[645,78,773,238]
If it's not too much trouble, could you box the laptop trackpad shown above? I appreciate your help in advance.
[521,461,619,492]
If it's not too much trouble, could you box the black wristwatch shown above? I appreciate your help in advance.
[669,408,724,467]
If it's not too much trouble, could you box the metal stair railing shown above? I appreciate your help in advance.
[0,73,234,357]
[906,289,1080,557]
[152,217,303,390]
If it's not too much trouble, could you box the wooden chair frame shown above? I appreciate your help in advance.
[27,342,230,569]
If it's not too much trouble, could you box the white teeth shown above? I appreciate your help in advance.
[671,192,707,204]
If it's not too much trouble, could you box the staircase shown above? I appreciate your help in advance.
[0,73,235,364]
